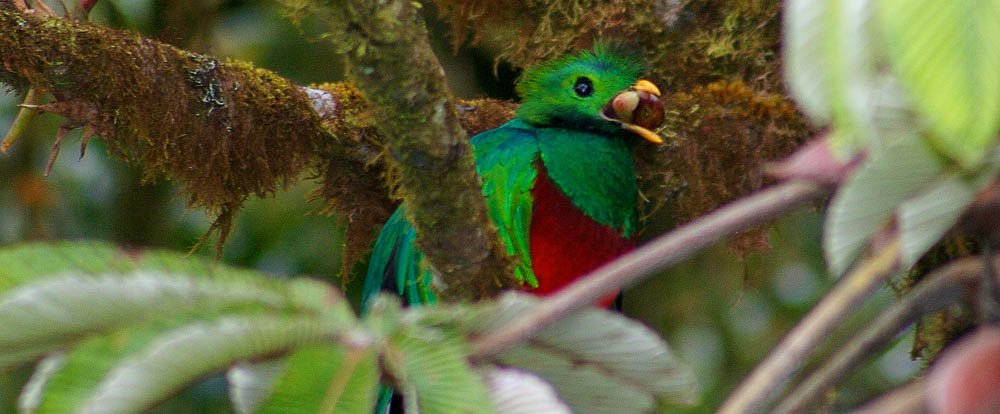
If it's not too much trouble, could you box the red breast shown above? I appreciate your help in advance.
[528,165,635,307]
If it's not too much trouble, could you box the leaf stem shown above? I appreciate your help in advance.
[773,255,986,414]
[718,239,901,414]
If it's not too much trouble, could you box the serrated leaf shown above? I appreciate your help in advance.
[228,360,287,414]
[484,367,571,414]
[388,326,493,414]
[878,0,1000,168]
[896,152,1000,267]
[896,175,976,267]
[0,242,348,319]
[477,294,698,414]
[0,241,121,291]
[58,315,338,414]
[823,136,945,276]
[0,271,349,369]
[254,344,379,414]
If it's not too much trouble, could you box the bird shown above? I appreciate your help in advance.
[360,47,664,413]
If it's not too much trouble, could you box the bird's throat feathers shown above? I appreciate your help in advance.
[534,126,639,238]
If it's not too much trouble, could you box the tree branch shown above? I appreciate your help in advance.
[718,240,902,414]
[0,5,367,248]
[323,1,517,300]
[774,255,987,414]
[852,379,926,414]
[472,179,827,359]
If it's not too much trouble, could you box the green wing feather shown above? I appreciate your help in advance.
[472,120,541,287]
[361,120,541,312]
[360,206,437,314]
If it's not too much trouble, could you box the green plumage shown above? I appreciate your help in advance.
[362,47,643,310]
[362,47,646,414]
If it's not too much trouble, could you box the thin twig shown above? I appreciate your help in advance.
[854,379,925,414]
[1,88,40,154]
[472,180,826,359]
[852,378,925,414]
[774,255,986,414]
[717,239,901,414]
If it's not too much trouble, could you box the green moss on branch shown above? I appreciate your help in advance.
[0,9,327,246]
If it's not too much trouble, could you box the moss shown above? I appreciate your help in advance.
[0,10,326,252]
[637,80,809,250]
[896,237,979,363]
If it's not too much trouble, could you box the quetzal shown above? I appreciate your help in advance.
[361,48,664,412]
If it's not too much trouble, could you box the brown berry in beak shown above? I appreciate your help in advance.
[601,79,665,144]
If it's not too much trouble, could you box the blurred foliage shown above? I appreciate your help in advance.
[0,0,921,413]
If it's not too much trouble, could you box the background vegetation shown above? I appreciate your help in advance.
[3,0,995,413]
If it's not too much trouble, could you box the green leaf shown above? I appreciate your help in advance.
[387,326,493,414]
[254,344,379,414]
[32,315,337,414]
[784,0,834,126]
[483,367,571,414]
[228,360,287,414]
[479,294,698,414]
[897,153,1000,266]
[823,136,945,276]
[878,0,1000,168]
[0,271,347,369]
[785,0,917,156]
[896,175,976,267]
[0,241,121,291]
[0,242,347,315]
[0,242,353,369]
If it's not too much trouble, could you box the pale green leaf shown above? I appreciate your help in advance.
[66,315,338,414]
[389,327,493,414]
[784,0,833,125]
[0,242,348,320]
[0,271,348,369]
[29,320,191,413]
[228,360,287,414]
[0,241,121,291]
[897,153,1000,266]
[878,0,1000,168]
[823,136,945,276]
[254,344,379,414]
[896,175,976,267]
[785,0,918,158]
[483,367,571,414]
[479,294,698,414]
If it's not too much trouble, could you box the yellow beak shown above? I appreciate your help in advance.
[633,79,662,96]
[600,79,666,144]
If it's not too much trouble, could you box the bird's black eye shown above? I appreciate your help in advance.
[573,77,594,97]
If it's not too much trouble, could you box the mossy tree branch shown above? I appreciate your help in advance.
[0,4,396,258]
[0,4,518,292]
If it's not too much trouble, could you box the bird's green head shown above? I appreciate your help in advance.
[515,47,664,143]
